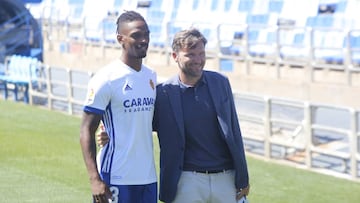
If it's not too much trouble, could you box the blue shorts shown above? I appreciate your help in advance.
[93,182,157,203]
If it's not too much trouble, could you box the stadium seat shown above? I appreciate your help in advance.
[230,29,259,56]
[192,0,200,10]
[306,15,334,28]
[248,30,277,57]
[169,0,181,20]
[268,0,284,13]
[246,14,270,26]
[312,29,347,64]
[66,0,86,26]
[280,31,311,61]
[149,0,163,10]
[238,0,255,12]
[113,0,124,7]
[349,31,360,65]
[334,0,347,13]
[146,10,167,50]
[224,0,233,12]
[102,15,118,45]
[0,55,40,103]
[170,0,195,22]
[191,22,219,56]
[83,16,104,44]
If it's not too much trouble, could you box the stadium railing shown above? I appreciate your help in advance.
[27,65,92,115]
[234,93,360,181]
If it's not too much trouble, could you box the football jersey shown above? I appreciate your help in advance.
[83,59,157,185]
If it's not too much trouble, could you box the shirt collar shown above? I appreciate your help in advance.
[178,74,207,90]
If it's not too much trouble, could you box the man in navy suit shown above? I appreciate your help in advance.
[98,28,250,203]
[153,28,249,203]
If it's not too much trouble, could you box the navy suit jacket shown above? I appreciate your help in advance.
[153,70,249,203]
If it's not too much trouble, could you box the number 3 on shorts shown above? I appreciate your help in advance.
[109,186,119,203]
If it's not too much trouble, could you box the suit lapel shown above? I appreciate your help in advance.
[205,72,220,115]
[165,80,185,139]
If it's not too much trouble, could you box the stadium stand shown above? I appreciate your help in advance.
[0,0,43,62]
[3,0,359,75]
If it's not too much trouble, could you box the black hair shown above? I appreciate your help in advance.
[116,10,146,34]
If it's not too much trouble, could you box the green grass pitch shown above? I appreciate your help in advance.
[0,100,359,202]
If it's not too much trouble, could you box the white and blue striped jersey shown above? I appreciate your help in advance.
[83,59,157,185]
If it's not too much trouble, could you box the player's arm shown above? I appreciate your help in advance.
[80,111,111,203]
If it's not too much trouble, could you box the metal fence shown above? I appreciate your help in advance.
[234,93,360,181]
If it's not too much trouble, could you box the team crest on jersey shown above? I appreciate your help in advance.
[149,79,154,90]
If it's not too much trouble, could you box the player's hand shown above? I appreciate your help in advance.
[236,184,250,200]
[91,178,112,203]
[96,123,109,147]
[97,131,109,147]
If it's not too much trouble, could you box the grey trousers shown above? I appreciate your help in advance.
[172,170,238,203]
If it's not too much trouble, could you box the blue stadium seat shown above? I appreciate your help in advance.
[102,16,118,45]
[246,14,270,25]
[334,0,347,13]
[0,55,40,103]
[312,30,346,64]
[192,0,200,10]
[66,0,85,25]
[293,33,305,46]
[149,0,163,10]
[83,17,105,44]
[349,33,360,65]
[247,29,260,42]
[113,0,124,7]
[170,0,181,20]
[230,29,259,55]
[210,0,219,11]
[149,24,166,48]
[146,10,167,49]
[224,0,233,12]
[238,0,254,12]
[68,0,85,4]
[65,0,86,41]
[248,30,277,57]
[306,15,334,28]
[280,32,311,60]
[268,0,284,13]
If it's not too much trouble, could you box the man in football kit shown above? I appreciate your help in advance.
[80,11,157,203]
